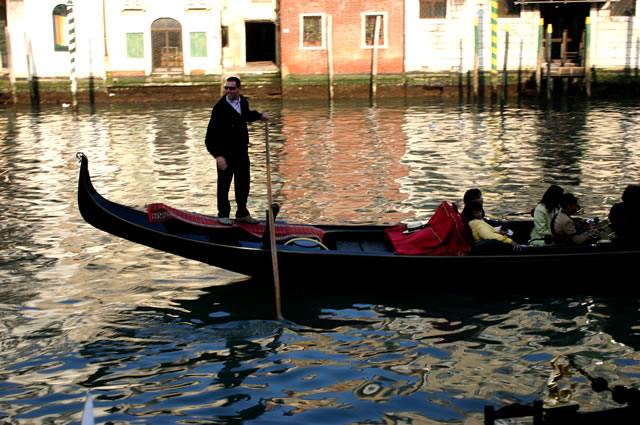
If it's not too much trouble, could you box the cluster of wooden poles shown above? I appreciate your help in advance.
[471,14,593,101]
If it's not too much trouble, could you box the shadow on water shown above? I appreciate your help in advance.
[142,279,640,353]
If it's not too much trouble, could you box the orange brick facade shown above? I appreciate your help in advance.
[279,0,404,77]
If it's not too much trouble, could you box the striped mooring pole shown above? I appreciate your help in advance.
[491,0,498,95]
[67,0,78,109]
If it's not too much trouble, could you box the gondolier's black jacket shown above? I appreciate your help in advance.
[205,95,263,162]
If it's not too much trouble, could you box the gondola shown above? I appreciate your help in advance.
[77,153,638,293]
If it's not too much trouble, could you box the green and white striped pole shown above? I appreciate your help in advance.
[491,0,498,95]
[67,0,78,109]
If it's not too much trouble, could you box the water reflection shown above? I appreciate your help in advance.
[0,99,639,424]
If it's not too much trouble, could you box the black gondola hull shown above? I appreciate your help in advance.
[77,153,638,294]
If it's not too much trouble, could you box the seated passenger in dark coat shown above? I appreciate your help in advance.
[552,193,598,245]
[609,184,640,248]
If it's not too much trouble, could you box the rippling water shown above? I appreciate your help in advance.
[1,98,639,424]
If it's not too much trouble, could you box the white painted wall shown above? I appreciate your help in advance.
[4,0,640,78]
[7,0,106,79]
[105,0,222,76]
[404,0,640,74]
[405,0,540,73]
[592,2,640,70]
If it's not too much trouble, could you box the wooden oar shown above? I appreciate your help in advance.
[264,121,283,320]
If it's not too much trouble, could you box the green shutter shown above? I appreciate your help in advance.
[190,32,207,57]
[126,33,144,58]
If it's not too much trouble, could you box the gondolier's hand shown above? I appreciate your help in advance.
[261,112,270,121]
[216,156,228,171]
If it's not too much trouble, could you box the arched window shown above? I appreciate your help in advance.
[151,18,183,73]
[52,4,70,51]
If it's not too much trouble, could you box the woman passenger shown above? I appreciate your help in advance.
[529,185,564,246]
[463,201,522,253]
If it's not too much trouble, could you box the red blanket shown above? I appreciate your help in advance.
[147,203,324,242]
[385,201,471,255]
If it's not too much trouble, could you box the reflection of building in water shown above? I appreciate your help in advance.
[276,102,410,223]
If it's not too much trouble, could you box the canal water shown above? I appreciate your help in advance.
[1,98,639,424]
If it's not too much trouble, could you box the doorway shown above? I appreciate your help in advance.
[540,4,590,65]
[245,21,275,62]
[151,18,183,73]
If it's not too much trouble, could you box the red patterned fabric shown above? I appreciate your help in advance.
[385,201,471,255]
[147,203,324,242]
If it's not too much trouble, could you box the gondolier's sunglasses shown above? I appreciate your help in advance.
[224,86,238,90]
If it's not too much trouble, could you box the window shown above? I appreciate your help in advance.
[52,4,69,51]
[362,13,386,47]
[498,0,519,17]
[127,33,144,58]
[221,26,229,48]
[612,0,636,16]
[190,32,207,57]
[151,18,183,72]
[301,14,324,48]
[419,0,446,19]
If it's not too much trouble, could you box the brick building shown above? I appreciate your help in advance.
[279,0,405,79]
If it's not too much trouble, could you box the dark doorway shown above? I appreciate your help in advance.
[540,4,590,65]
[151,18,183,73]
[245,21,275,62]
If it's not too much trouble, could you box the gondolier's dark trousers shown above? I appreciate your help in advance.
[217,154,251,218]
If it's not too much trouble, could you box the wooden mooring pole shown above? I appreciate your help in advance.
[327,15,334,101]
[4,27,17,105]
[370,15,381,103]
[536,18,543,96]
[546,24,552,100]
[584,16,591,98]
[473,17,479,99]
[24,33,39,106]
[502,24,509,102]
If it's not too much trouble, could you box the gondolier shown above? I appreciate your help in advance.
[205,76,270,225]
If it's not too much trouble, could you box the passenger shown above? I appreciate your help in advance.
[457,188,485,245]
[462,187,502,228]
[463,201,522,253]
[529,184,564,246]
[552,193,598,245]
[463,188,484,217]
[608,184,640,247]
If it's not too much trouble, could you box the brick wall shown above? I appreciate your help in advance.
[280,0,404,77]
